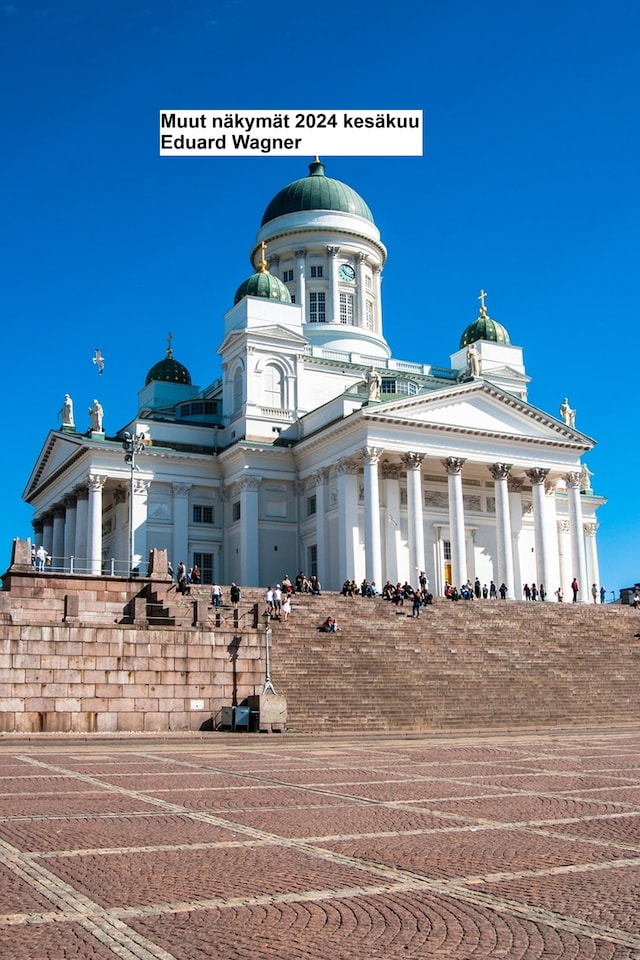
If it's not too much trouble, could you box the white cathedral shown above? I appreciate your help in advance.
[24,159,604,599]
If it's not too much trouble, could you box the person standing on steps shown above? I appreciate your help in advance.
[281,594,291,621]
[571,578,579,602]
[412,589,422,618]
[591,583,598,603]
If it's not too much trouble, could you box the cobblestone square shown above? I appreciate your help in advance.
[2,726,640,958]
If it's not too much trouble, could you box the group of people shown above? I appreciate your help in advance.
[444,579,508,600]
[31,544,49,572]
[174,561,201,595]
[522,583,546,601]
[264,585,292,621]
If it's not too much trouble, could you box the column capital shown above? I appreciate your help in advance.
[401,452,425,470]
[113,486,127,504]
[172,482,192,498]
[88,474,107,493]
[239,476,261,491]
[488,462,512,481]
[314,467,330,485]
[63,493,78,509]
[442,457,466,476]
[557,519,571,534]
[335,457,359,476]
[526,467,550,486]
[326,245,340,257]
[362,446,382,466]
[583,521,598,536]
[565,471,582,489]
[381,462,402,480]
[357,251,368,263]
[53,504,65,519]
[508,476,525,493]
[294,248,306,258]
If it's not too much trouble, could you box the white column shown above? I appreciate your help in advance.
[356,252,367,328]
[63,495,77,573]
[382,463,402,586]
[294,249,306,323]
[87,475,106,576]
[402,452,425,585]
[239,476,260,586]
[565,471,589,602]
[443,457,467,587]
[336,458,359,583]
[112,487,128,567]
[541,478,561,597]
[489,463,515,596]
[557,519,571,596]
[327,245,340,323]
[131,478,150,573]
[74,487,89,572]
[362,447,382,587]
[372,264,382,335]
[172,483,191,573]
[42,514,54,557]
[51,505,65,572]
[314,468,328,587]
[526,468,551,592]
[584,522,601,600]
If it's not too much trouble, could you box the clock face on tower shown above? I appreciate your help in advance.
[338,264,356,282]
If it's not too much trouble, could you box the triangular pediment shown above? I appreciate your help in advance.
[23,431,89,501]
[219,324,307,356]
[362,381,593,447]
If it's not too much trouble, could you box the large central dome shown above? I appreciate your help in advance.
[261,160,374,226]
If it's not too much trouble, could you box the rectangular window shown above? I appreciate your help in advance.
[365,274,372,290]
[443,540,452,561]
[193,552,213,584]
[309,291,326,323]
[307,495,317,516]
[339,292,354,325]
[232,501,241,522]
[290,294,295,303]
[309,543,318,578]
[310,265,323,278]
[365,300,374,329]
[193,505,214,524]
[282,268,294,283]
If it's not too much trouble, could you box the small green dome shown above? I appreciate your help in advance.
[261,160,374,226]
[459,314,511,349]
[234,268,292,306]
[145,353,192,386]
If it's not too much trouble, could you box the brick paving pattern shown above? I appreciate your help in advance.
[2,728,640,958]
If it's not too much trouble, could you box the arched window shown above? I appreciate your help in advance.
[264,364,285,409]
[232,367,243,413]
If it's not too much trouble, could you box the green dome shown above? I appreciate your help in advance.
[261,160,374,226]
[459,314,511,349]
[145,353,192,386]
[234,267,292,306]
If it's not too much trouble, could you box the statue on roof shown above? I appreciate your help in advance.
[580,463,593,493]
[467,342,482,377]
[89,399,104,433]
[59,394,74,429]
[365,365,382,401]
[560,397,576,428]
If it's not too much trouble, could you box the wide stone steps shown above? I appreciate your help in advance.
[262,593,640,732]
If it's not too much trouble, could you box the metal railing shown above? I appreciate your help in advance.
[30,555,151,578]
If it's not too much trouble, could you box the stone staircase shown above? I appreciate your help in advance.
[263,593,640,732]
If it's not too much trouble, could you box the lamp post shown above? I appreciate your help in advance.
[122,431,146,577]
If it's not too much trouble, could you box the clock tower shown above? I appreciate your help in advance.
[253,159,390,361]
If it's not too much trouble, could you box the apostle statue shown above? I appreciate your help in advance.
[89,399,104,433]
[365,365,382,401]
[580,463,593,493]
[60,394,74,429]
[559,397,576,428]
[467,343,481,378]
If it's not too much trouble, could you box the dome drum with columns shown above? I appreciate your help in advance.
[23,161,605,599]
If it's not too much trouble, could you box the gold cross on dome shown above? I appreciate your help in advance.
[477,289,488,315]
[167,331,173,356]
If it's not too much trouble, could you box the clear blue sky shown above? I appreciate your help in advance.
[2,0,638,595]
